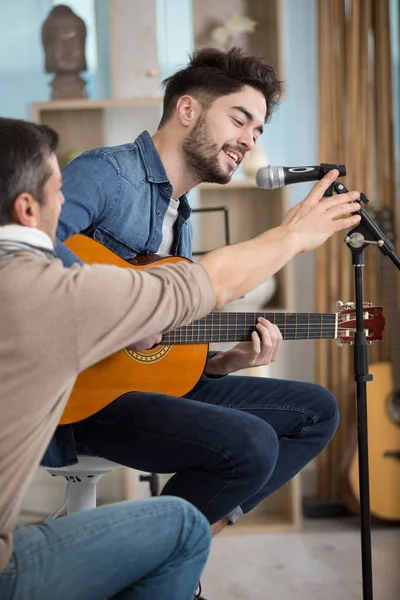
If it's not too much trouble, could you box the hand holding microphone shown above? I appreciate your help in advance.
[281,169,361,252]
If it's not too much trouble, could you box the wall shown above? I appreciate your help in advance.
[267,0,318,387]
[0,0,104,118]
[278,0,319,496]
[0,0,50,118]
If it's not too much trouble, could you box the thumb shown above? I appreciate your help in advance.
[306,168,339,205]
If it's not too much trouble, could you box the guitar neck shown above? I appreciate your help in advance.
[163,312,337,344]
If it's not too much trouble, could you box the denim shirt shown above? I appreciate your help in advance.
[56,130,193,266]
[42,131,194,467]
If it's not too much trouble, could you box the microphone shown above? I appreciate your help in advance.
[255,163,346,190]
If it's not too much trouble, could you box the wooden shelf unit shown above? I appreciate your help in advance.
[33,0,300,533]
[223,475,302,534]
[32,97,163,112]
[32,98,163,167]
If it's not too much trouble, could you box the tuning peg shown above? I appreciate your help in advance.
[335,338,353,347]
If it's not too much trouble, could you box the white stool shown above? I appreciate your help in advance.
[47,455,121,515]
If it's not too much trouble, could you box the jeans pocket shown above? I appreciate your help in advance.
[0,554,18,600]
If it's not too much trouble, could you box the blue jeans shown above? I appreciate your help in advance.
[71,375,339,524]
[0,497,210,600]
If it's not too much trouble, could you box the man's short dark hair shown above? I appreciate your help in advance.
[0,118,59,225]
[159,46,284,128]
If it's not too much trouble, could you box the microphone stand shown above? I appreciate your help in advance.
[332,181,400,600]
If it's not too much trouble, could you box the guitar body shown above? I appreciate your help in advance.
[59,235,208,425]
[347,362,400,520]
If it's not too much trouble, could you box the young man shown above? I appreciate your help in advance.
[47,45,360,575]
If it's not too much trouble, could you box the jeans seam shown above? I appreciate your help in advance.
[224,404,318,423]
[275,436,311,482]
[32,504,188,559]
[89,417,236,464]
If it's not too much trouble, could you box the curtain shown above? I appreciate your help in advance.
[316,0,398,500]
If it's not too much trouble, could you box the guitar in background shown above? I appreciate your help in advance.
[343,203,400,520]
[59,234,385,426]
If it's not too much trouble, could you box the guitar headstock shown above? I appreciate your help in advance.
[336,301,385,345]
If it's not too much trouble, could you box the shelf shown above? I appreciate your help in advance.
[32,98,163,163]
[222,477,302,535]
[32,97,163,112]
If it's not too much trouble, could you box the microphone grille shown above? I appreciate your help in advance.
[255,165,284,190]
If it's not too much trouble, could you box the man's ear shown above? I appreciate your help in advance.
[175,95,201,127]
[11,193,40,228]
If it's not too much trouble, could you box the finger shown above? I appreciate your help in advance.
[251,330,262,355]
[257,317,280,338]
[256,320,274,360]
[328,201,361,220]
[270,324,283,362]
[333,213,362,231]
[304,169,339,204]
[258,319,281,360]
[273,323,283,343]
[321,190,360,211]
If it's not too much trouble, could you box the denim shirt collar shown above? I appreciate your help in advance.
[136,131,191,220]
[136,130,170,184]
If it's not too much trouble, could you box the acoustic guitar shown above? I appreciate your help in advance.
[343,204,400,520]
[59,234,385,425]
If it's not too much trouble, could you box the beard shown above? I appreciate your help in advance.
[182,115,237,185]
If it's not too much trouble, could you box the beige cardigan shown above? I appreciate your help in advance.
[0,251,215,572]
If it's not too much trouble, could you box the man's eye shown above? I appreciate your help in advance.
[232,118,243,126]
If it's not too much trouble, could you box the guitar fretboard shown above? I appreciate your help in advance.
[162,312,337,344]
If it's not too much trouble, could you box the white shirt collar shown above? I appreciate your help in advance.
[0,225,54,251]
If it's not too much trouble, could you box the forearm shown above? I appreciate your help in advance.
[199,170,362,308]
[74,260,216,370]
[198,224,299,308]
[204,352,233,376]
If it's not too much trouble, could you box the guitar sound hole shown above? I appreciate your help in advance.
[387,391,400,426]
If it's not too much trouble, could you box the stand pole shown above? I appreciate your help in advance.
[350,250,374,600]
[332,180,400,599]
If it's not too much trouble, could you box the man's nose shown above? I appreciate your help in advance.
[237,130,255,151]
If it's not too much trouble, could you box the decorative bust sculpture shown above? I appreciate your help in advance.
[42,5,88,100]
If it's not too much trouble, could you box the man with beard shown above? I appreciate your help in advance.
[45,47,359,598]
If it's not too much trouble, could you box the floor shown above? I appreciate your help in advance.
[200,518,400,600]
